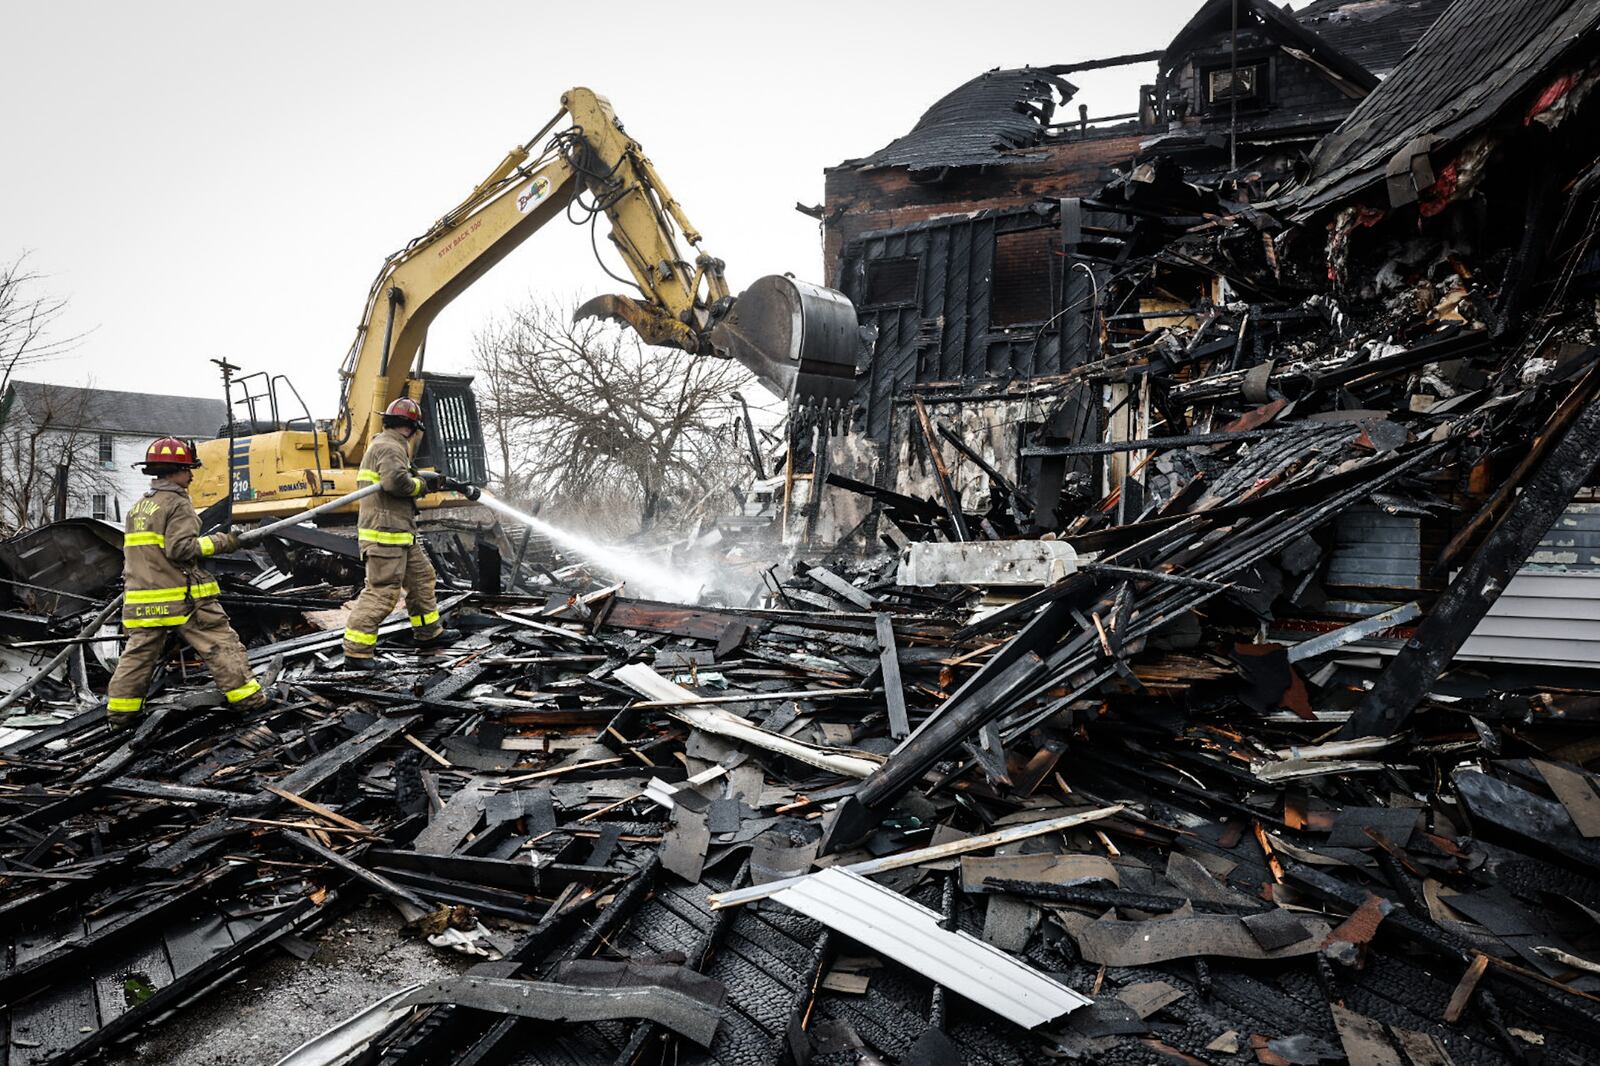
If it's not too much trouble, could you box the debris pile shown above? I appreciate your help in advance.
[6,1,1600,1063]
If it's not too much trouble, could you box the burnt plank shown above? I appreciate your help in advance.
[876,614,911,740]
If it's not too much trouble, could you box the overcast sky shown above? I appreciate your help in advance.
[3,0,1199,414]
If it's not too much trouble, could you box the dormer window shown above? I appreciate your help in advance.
[1205,61,1267,110]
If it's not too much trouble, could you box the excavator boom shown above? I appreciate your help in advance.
[193,87,856,519]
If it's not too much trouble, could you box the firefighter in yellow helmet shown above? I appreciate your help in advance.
[341,397,460,668]
[105,436,268,729]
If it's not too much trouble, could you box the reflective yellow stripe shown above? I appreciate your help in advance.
[411,478,426,497]
[198,535,217,556]
[344,628,379,646]
[107,697,144,712]
[125,586,188,604]
[125,615,191,628]
[409,610,440,627]
[124,581,220,604]
[358,529,415,545]
[357,469,382,484]
[125,532,166,547]
[225,679,261,703]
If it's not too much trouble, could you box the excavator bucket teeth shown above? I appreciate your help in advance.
[707,276,858,405]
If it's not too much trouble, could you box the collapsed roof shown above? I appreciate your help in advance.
[848,67,1077,173]
[1292,0,1600,215]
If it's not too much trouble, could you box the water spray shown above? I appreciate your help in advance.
[474,490,706,602]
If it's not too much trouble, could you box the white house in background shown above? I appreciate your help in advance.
[0,380,226,532]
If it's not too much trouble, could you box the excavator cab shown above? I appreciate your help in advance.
[412,372,489,487]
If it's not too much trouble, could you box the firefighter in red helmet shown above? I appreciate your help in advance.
[105,437,268,729]
[341,397,459,668]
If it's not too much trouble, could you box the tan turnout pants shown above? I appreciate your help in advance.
[342,545,442,658]
[106,601,264,717]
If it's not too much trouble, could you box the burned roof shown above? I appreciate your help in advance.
[847,67,1076,173]
[1,379,226,439]
[1293,0,1455,77]
[1292,0,1600,215]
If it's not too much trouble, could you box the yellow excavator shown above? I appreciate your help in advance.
[191,87,856,519]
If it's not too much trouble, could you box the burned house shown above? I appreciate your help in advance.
[811,0,1449,535]
[10,0,1600,1064]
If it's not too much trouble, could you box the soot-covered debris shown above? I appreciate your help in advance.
[6,3,1600,1063]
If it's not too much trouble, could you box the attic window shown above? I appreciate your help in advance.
[991,229,1055,328]
[863,257,920,308]
[1205,62,1266,109]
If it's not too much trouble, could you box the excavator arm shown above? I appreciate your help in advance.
[333,88,747,463]
[193,87,855,518]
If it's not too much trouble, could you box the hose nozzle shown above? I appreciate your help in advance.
[445,478,482,501]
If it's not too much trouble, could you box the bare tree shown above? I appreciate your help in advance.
[0,254,80,394]
[0,383,118,536]
[473,297,756,535]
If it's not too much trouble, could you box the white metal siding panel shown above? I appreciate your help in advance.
[1461,571,1600,665]
[770,867,1090,1028]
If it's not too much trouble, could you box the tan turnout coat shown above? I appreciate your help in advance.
[356,427,426,553]
[121,480,229,628]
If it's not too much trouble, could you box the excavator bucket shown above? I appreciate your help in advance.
[708,276,858,405]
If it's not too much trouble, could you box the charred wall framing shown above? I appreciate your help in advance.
[835,204,1103,501]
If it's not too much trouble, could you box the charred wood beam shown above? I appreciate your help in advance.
[279,831,433,923]
[876,613,911,740]
[1081,563,1233,592]
[1046,50,1165,73]
[821,651,1049,854]
[374,865,630,1065]
[509,526,535,593]
[1435,354,1600,573]
[914,396,972,542]
[1285,861,1600,1029]
[265,521,359,558]
[1022,424,1298,457]
[824,473,946,520]
[781,930,835,1065]
[1342,394,1600,738]
[938,421,1035,514]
